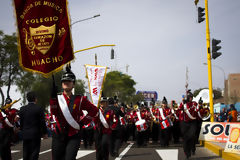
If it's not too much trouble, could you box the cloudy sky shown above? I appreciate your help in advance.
[1,0,240,104]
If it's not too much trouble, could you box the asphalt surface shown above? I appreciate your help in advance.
[11,138,223,160]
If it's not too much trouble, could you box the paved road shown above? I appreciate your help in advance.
[11,138,223,160]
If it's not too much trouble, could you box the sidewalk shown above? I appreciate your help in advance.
[200,141,240,160]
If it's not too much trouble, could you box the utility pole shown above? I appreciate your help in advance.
[95,53,97,65]
[185,67,189,96]
[126,64,129,74]
[205,0,214,122]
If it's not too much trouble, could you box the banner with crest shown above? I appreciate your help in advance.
[85,65,107,107]
[13,0,74,77]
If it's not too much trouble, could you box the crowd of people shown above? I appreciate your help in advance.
[214,104,238,122]
[0,67,238,160]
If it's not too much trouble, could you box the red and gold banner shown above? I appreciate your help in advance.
[13,0,74,77]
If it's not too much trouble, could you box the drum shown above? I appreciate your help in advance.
[135,119,148,132]
[160,118,173,129]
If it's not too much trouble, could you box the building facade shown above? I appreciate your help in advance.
[225,73,240,104]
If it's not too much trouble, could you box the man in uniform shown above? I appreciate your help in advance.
[178,90,197,159]
[50,66,99,160]
[109,97,124,157]
[0,97,18,160]
[94,97,114,160]
[150,101,159,144]
[159,97,172,147]
[170,100,181,144]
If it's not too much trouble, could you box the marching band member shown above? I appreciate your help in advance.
[135,103,148,147]
[195,98,210,144]
[94,97,114,160]
[150,101,160,144]
[125,105,137,141]
[159,97,172,147]
[109,97,124,157]
[0,97,19,160]
[178,90,197,159]
[50,66,99,160]
[170,100,181,144]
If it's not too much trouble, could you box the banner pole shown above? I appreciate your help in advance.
[74,44,116,54]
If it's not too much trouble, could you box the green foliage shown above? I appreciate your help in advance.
[0,31,23,105]
[103,71,140,104]
[74,79,86,95]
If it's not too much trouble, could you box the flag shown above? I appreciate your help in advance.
[13,0,74,77]
[85,65,107,107]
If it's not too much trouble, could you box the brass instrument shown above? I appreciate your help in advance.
[0,98,21,112]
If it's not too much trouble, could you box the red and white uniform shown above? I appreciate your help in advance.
[50,93,99,137]
[178,101,197,122]
[94,107,114,135]
[159,107,173,129]
[151,107,160,123]
[126,110,137,124]
[0,109,18,129]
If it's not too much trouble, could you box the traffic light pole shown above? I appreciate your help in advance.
[205,0,214,122]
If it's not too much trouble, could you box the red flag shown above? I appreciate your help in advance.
[13,0,74,77]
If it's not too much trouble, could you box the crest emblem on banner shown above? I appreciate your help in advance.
[29,25,56,55]
[13,0,74,77]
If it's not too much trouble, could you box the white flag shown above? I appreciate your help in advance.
[85,64,107,107]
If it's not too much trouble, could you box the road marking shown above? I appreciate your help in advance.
[156,149,178,160]
[39,149,51,155]
[11,150,20,153]
[76,150,95,159]
[115,142,134,160]
[18,149,52,160]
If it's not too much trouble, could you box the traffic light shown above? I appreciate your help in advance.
[198,7,205,23]
[111,48,114,59]
[212,38,222,59]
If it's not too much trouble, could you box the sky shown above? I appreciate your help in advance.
[1,0,240,106]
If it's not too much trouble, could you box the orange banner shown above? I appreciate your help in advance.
[13,0,74,77]
[199,122,240,142]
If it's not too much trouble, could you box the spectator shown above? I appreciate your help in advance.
[228,104,238,122]
[219,108,228,122]
[19,91,48,160]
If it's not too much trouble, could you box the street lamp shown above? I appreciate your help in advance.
[70,14,100,27]
[203,63,225,80]
[203,63,226,103]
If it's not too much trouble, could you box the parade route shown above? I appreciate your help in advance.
[11,138,223,160]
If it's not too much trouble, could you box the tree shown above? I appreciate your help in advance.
[0,31,22,106]
[102,71,141,104]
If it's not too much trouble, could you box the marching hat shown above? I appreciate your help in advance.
[5,96,12,105]
[187,89,193,98]
[61,65,76,83]
[162,96,168,104]
[198,97,203,104]
[100,97,108,102]
[108,97,115,105]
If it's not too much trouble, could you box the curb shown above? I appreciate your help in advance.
[200,141,240,160]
